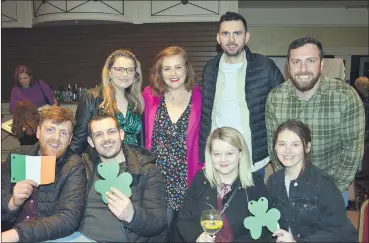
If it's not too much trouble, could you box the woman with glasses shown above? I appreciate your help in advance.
[70,49,144,155]
[143,46,203,231]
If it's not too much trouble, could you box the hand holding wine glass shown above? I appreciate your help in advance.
[197,232,216,242]
[198,209,223,242]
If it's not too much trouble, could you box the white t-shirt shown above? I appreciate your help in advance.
[214,58,269,172]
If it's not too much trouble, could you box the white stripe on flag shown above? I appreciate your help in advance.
[26,156,41,184]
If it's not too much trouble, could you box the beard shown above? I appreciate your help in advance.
[39,139,66,159]
[96,139,122,159]
[222,42,245,57]
[290,72,321,92]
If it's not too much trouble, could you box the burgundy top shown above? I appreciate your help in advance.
[17,187,38,223]
[216,184,233,243]
[9,80,54,113]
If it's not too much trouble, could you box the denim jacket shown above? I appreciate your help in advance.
[266,165,357,242]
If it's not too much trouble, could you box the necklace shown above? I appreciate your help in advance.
[165,93,176,101]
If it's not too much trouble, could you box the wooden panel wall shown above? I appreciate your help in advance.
[1,22,220,100]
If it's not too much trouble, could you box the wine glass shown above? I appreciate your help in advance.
[200,209,223,236]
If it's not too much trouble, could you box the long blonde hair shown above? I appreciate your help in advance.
[204,127,254,188]
[100,49,144,116]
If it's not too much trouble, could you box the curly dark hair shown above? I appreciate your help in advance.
[11,100,40,138]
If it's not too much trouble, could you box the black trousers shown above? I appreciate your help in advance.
[167,208,179,242]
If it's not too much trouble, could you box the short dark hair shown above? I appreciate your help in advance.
[219,11,248,32]
[287,36,324,62]
[88,114,120,137]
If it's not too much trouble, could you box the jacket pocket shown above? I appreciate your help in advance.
[297,201,319,223]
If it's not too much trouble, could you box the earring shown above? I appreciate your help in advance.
[109,77,112,84]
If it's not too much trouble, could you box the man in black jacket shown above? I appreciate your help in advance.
[51,114,167,242]
[200,11,284,175]
[1,106,87,242]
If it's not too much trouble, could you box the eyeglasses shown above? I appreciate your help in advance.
[112,66,136,75]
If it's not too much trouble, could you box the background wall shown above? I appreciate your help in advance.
[1,22,218,100]
[2,22,368,100]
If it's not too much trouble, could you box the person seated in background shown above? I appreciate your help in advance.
[70,49,144,155]
[355,76,369,141]
[11,100,40,146]
[9,65,56,114]
[50,114,167,242]
[267,120,357,242]
[1,106,87,242]
[173,127,272,243]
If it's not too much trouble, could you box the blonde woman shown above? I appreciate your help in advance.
[173,127,272,242]
[71,49,144,154]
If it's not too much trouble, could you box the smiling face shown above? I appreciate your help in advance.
[161,54,187,91]
[288,44,324,92]
[211,139,241,178]
[36,119,73,158]
[217,20,250,59]
[275,129,311,170]
[87,117,124,159]
[109,56,136,90]
[18,73,31,88]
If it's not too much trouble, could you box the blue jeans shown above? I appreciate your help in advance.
[46,232,95,242]
[342,191,348,208]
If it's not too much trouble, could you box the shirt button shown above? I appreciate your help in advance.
[206,197,209,200]
[304,204,307,207]
[294,182,298,186]
[292,202,295,206]
[30,200,33,203]
[297,234,301,238]
[26,216,30,219]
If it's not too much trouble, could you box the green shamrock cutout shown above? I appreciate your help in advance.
[243,197,281,240]
[94,161,133,204]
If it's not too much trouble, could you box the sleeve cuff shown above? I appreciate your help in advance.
[120,205,138,229]
[3,195,21,218]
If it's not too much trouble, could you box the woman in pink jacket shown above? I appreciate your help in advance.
[143,46,202,228]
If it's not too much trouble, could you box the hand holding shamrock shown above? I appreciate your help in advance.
[106,187,135,223]
[273,229,296,243]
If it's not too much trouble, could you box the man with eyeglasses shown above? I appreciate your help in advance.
[47,114,167,242]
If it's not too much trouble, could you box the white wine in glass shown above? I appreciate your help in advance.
[200,209,223,235]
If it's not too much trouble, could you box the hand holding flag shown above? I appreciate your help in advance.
[10,179,38,209]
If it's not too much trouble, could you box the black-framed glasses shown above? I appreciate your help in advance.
[112,66,136,75]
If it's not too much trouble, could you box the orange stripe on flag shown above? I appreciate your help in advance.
[40,156,56,184]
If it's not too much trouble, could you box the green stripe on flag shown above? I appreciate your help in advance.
[11,154,26,183]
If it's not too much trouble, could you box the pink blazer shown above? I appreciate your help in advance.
[143,85,203,186]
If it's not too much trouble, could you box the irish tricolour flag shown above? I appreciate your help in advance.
[11,154,56,185]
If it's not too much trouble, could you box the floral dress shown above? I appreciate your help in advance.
[151,97,191,211]
[115,104,142,146]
